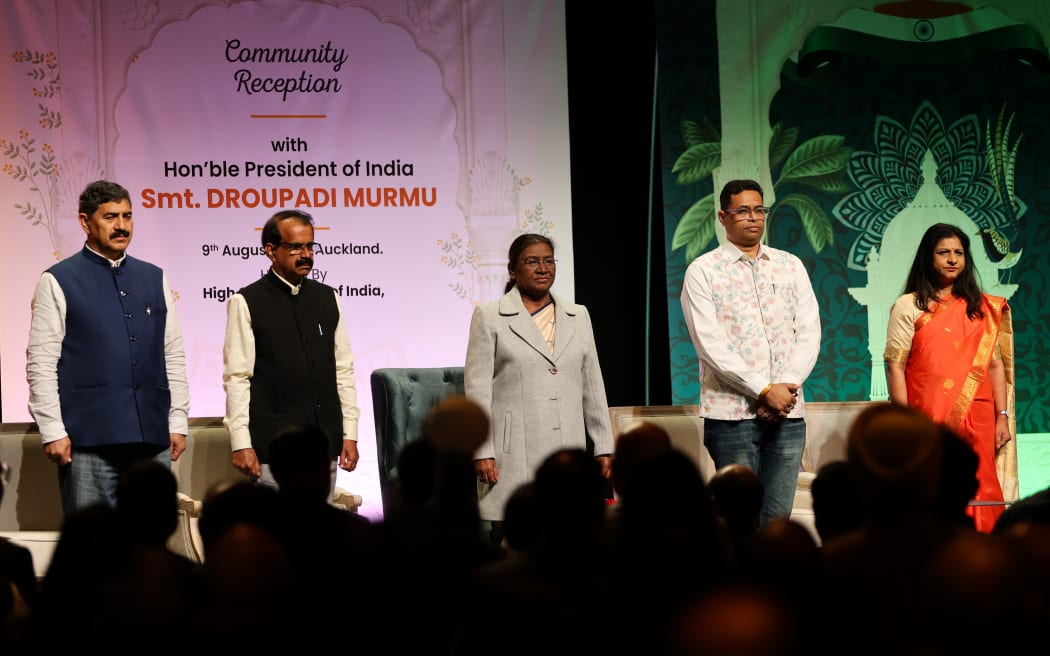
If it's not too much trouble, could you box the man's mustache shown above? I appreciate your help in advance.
[110,230,130,239]
[296,258,313,268]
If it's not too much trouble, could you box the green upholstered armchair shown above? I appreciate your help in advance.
[370,367,466,514]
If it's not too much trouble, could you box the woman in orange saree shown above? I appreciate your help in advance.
[885,223,1016,533]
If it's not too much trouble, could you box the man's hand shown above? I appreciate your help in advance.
[43,436,72,466]
[762,382,800,416]
[170,433,187,461]
[339,439,359,472]
[755,405,783,423]
[231,447,261,478]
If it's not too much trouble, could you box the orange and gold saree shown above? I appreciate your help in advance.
[887,293,1016,532]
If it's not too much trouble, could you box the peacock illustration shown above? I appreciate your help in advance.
[978,227,1022,270]
[981,105,1024,278]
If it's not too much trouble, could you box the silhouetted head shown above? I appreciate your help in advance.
[847,402,943,515]
[197,481,287,558]
[269,424,333,502]
[422,394,489,456]
[708,464,764,538]
[811,460,865,543]
[934,424,979,526]
[612,422,673,500]
[116,459,179,545]
[394,437,437,512]
[534,448,607,535]
[501,482,540,553]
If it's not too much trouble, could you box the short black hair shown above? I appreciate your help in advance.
[719,179,763,210]
[261,209,314,247]
[79,180,131,216]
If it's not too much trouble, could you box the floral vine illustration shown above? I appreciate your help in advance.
[438,231,479,302]
[519,202,553,237]
[440,174,552,305]
[4,49,65,259]
[670,118,850,262]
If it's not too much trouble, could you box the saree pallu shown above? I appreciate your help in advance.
[905,294,1013,533]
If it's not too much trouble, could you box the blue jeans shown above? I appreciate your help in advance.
[58,443,170,515]
[704,418,806,526]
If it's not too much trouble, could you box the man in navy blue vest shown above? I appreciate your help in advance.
[222,209,360,498]
[26,180,189,515]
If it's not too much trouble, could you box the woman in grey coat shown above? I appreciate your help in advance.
[465,233,614,537]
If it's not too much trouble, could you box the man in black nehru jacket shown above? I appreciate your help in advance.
[222,209,360,499]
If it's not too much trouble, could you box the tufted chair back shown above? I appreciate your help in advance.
[370,367,465,513]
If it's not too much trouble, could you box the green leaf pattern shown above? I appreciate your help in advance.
[777,193,833,252]
[670,120,850,258]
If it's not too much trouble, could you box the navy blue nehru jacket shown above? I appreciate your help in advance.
[48,247,171,448]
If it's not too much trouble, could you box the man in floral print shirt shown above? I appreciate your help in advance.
[680,179,822,526]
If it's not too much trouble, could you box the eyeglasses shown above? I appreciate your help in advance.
[277,242,320,254]
[725,206,771,221]
[520,258,557,270]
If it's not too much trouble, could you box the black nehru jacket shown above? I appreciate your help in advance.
[239,270,344,462]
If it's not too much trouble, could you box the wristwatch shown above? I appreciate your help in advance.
[998,410,1009,417]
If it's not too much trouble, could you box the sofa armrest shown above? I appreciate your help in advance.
[333,487,363,513]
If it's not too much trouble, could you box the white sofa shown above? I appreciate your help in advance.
[1,419,363,573]
[608,402,873,542]
[0,419,245,574]
[0,424,63,578]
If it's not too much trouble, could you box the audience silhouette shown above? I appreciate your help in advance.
[818,402,978,654]
[376,395,502,656]
[809,460,864,544]
[95,460,199,655]
[30,502,128,652]
[609,421,674,505]
[707,463,764,563]
[499,481,539,554]
[934,423,981,529]
[193,479,306,648]
[5,398,1050,655]
[607,448,730,655]
[268,424,379,648]
[458,447,613,656]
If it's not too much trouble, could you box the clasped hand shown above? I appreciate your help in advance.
[756,383,800,422]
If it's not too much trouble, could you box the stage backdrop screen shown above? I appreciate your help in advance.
[0,0,576,520]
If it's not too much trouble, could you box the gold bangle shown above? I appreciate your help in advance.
[760,383,773,398]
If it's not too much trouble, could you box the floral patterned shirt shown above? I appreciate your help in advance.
[680,241,821,420]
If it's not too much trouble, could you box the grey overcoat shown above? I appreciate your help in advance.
[465,289,613,521]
